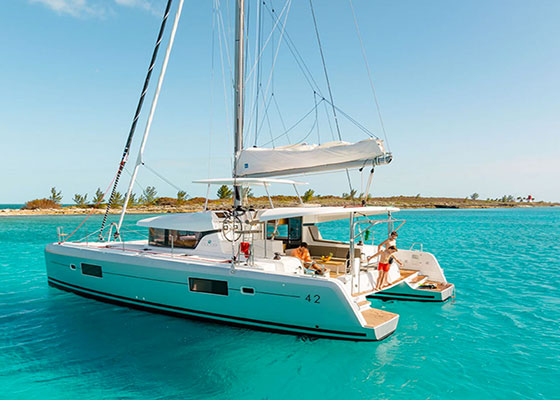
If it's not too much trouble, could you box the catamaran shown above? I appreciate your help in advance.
[45,0,454,341]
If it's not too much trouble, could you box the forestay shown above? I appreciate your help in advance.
[235,138,391,178]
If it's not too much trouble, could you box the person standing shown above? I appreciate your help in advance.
[378,231,398,252]
[368,246,403,290]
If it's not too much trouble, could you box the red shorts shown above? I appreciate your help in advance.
[378,262,390,272]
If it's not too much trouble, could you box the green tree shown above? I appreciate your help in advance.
[73,193,88,206]
[177,190,188,203]
[92,188,105,206]
[141,186,158,205]
[49,187,63,205]
[217,185,232,199]
[470,193,479,200]
[127,193,139,207]
[113,191,124,207]
[302,189,314,202]
[242,187,254,199]
[342,189,357,200]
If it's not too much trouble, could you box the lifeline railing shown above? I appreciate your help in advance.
[348,214,407,295]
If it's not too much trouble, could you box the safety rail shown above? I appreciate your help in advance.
[409,242,424,252]
[56,224,148,246]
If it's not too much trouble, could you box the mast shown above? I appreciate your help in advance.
[233,0,245,208]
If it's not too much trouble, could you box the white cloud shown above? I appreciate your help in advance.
[29,0,161,18]
[114,0,161,16]
[29,0,104,17]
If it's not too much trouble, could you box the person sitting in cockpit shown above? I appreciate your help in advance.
[294,242,327,276]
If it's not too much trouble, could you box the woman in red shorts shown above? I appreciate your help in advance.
[368,245,403,291]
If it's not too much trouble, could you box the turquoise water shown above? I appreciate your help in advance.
[0,204,23,209]
[1,208,558,399]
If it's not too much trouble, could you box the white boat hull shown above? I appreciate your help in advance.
[45,243,398,341]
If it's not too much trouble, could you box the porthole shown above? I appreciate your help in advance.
[241,287,255,295]
[69,264,76,270]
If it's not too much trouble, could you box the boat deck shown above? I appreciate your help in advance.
[361,308,398,328]
[418,281,454,292]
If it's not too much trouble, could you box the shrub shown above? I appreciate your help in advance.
[22,198,60,210]
[155,197,177,206]
[177,190,188,203]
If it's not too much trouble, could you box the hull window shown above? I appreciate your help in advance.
[189,278,228,296]
[81,263,102,278]
[241,287,255,295]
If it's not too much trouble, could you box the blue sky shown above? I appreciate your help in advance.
[1,0,559,203]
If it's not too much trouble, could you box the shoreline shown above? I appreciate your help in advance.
[1,196,557,216]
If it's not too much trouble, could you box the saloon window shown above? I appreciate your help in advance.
[266,217,302,247]
[149,228,213,249]
[189,278,228,296]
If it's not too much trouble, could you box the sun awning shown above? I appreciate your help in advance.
[258,206,399,224]
[193,178,307,186]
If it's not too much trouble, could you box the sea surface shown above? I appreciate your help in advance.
[1,208,558,399]
[0,204,24,209]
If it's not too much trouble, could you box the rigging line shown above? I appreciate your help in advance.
[308,0,353,193]
[208,0,217,178]
[264,1,322,95]
[143,163,186,193]
[216,1,233,82]
[123,166,146,194]
[99,0,174,237]
[244,0,291,83]
[297,103,320,144]
[216,1,233,152]
[247,0,291,145]
[62,171,119,244]
[314,92,320,144]
[116,0,185,235]
[348,0,390,151]
[322,99,335,141]
[320,96,377,138]
[253,0,292,128]
[263,95,276,148]
[261,98,324,146]
[308,0,342,142]
[252,0,264,146]
[255,93,275,147]
[271,93,289,144]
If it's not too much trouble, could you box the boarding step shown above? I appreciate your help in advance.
[357,300,372,311]
[361,308,398,328]
[409,274,428,288]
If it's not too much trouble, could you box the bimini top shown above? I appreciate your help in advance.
[258,206,399,224]
[137,212,217,231]
[193,178,307,186]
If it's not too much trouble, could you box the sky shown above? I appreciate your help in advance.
[1,0,559,203]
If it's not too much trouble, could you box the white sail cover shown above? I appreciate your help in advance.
[235,138,390,178]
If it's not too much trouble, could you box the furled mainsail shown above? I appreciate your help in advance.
[235,138,391,178]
